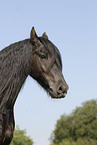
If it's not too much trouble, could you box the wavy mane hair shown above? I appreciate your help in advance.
[0,39,32,109]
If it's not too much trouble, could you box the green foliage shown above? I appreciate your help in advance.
[10,126,33,145]
[59,139,76,145]
[50,99,97,145]
[58,138,97,145]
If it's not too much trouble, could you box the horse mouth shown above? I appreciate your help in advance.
[47,87,67,99]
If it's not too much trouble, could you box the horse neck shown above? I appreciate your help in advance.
[0,39,32,109]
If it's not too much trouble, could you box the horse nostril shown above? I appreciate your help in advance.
[57,85,67,94]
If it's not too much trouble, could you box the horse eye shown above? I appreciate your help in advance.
[40,55,46,59]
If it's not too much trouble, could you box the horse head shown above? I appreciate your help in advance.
[30,27,69,98]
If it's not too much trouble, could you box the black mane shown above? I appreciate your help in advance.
[0,39,32,109]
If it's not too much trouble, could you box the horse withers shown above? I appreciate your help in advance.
[0,27,68,145]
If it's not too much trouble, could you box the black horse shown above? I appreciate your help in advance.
[0,27,68,145]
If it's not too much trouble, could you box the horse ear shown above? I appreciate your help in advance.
[30,27,40,46]
[42,32,48,39]
[30,27,41,52]
[30,27,38,43]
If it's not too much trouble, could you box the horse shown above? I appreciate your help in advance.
[0,27,69,145]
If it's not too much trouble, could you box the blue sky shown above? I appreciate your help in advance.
[0,0,97,145]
